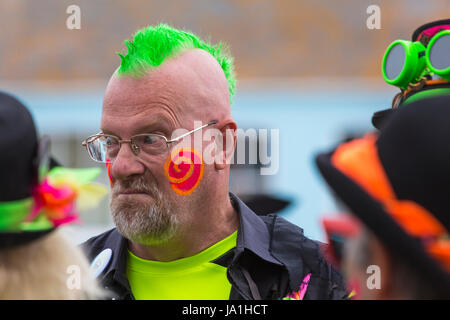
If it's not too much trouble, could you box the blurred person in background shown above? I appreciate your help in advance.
[0,91,107,299]
[317,96,450,299]
[81,24,347,300]
[372,18,450,130]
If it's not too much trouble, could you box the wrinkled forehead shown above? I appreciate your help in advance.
[100,74,177,135]
[103,65,189,116]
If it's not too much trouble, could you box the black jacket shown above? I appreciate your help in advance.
[81,193,348,300]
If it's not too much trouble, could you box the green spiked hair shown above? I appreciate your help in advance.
[116,24,236,104]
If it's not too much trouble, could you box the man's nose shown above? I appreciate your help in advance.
[110,142,145,180]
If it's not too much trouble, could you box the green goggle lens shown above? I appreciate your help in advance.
[382,40,426,89]
[384,43,405,80]
[426,30,450,80]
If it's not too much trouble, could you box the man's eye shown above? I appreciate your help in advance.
[143,135,156,144]
[105,137,116,146]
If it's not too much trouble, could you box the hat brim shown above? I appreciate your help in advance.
[372,86,450,130]
[240,193,292,215]
[315,152,450,290]
[371,108,397,130]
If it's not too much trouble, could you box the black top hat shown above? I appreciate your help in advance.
[0,91,57,247]
[372,19,450,130]
[0,91,38,201]
[317,96,450,292]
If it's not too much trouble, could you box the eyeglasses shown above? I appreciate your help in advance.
[82,120,217,163]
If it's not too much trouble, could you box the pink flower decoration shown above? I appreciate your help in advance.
[28,178,79,227]
[283,273,311,300]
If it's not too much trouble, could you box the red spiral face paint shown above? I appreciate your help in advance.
[164,148,204,195]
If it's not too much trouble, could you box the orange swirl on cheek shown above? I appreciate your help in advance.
[164,148,204,195]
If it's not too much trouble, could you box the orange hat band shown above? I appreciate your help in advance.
[403,79,450,99]
[331,134,450,272]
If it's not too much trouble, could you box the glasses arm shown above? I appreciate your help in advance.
[167,120,218,144]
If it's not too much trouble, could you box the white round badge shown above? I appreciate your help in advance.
[90,248,113,278]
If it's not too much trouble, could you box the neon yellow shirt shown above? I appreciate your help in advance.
[126,230,237,300]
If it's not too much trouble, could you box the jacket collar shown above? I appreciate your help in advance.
[228,193,282,266]
[96,230,130,298]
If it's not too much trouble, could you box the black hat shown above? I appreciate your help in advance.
[317,96,450,292]
[0,91,56,247]
[0,91,38,201]
[372,19,450,130]
[240,193,292,216]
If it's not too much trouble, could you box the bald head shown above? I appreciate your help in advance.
[102,49,232,134]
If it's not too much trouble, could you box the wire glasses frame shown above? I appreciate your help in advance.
[81,120,218,163]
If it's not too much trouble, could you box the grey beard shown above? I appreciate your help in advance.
[110,176,178,246]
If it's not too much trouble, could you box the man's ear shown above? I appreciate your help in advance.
[214,121,237,170]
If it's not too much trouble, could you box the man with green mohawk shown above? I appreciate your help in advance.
[82,24,347,300]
